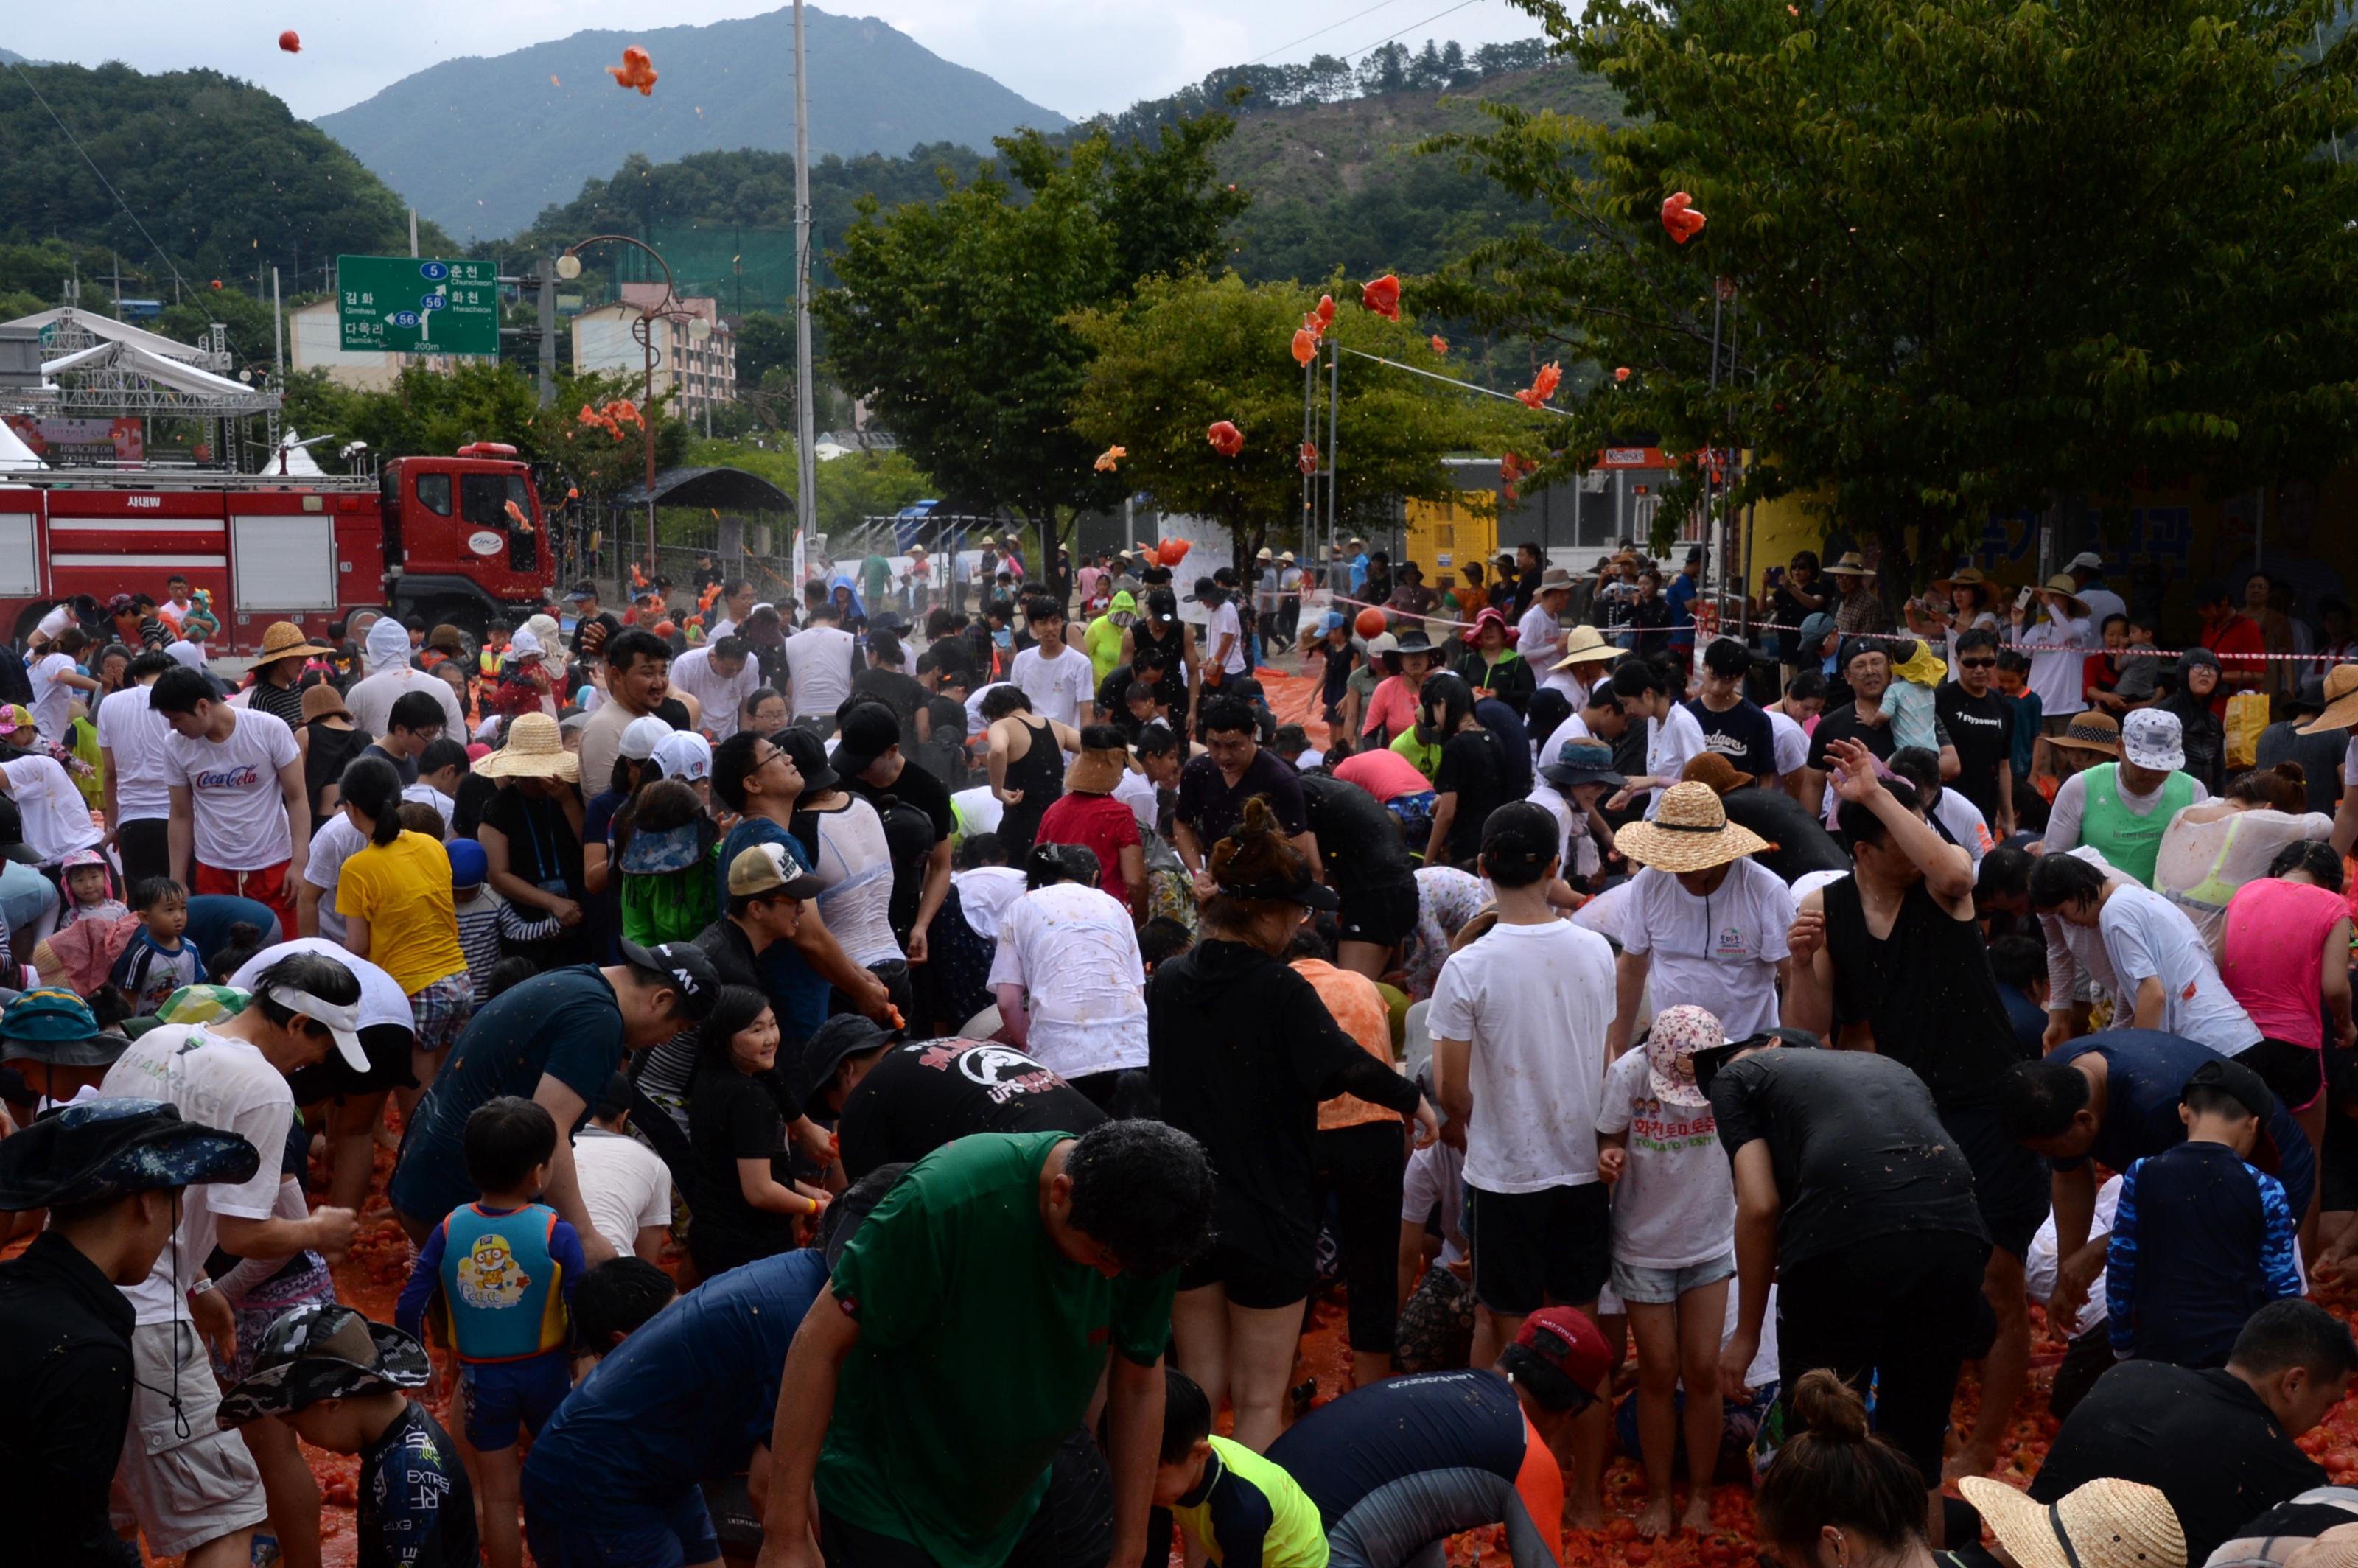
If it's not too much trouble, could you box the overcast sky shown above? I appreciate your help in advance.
[7,1,1550,122]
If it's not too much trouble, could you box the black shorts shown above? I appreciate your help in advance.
[2236,1037,2326,1114]
[1940,1102,2049,1259]
[1466,1182,1612,1316]
[1337,878,1420,950]
[1177,1242,1315,1310]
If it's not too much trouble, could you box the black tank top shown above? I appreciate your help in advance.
[1819,873,2021,1110]
[998,716,1063,851]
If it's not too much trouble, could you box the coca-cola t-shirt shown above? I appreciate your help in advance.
[168,708,299,870]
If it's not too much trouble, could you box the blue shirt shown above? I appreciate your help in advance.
[1349,553,1368,595]
[522,1247,828,1523]
[358,1401,477,1568]
[388,967,625,1228]
[2110,1141,2301,1366]
[715,818,831,1042]
[2054,1030,2315,1217]
[1998,983,2048,1058]
[1667,570,1701,648]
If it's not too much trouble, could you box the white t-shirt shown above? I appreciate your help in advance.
[986,882,1149,1079]
[2043,845,2125,1008]
[167,708,300,870]
[1644,704,1708,818]
[1620,860,1794,1039]
[2021,614,2092,718]
[1402,1139,1469,1266]
[1929,786,1994,869]
[1207,601,1247,676]
[345,665,465,741]
[784,626,858,720]
[1010,645,1096,729]
[951,785,1005,838]
[97,683,175,822]
[1766,708,1811,779]
[28,652,79,746]
[1516,601,1565,666]
[2099,883,2262,1051]
[805,795,901,966]
[1113,765,1160,836]
[2025,1174,2124,1339]
[101,1024,292,1326]
[1595,1048,1738,1269]
[1540,708,1594,767]
[572,1124,673,1258]
[1,755,99,862]
[667,646,759,741]
[952,864,1026,939]
[301,813,369,943]
[401,783,458,840]
[1427,920,1614,1193]
[33,603,70,643]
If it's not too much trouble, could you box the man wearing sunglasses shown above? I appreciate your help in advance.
[1937,626,2016,838]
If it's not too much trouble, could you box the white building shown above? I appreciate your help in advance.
[570,284,735,421]
[287,298,459,391]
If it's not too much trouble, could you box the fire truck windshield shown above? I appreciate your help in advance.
[459,472,531,529]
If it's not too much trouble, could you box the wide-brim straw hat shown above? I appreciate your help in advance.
[248,621,336,668]
[299,681,351,723]
[2300,662,2358,734]
[1960,1477,2185,1568]
[1614,781,1770,872]
[2042,573,2092,615]
[1553,625,1617,671]
[2049,710,2123,756]
[473,712,580,783]
[1929,565,1988,596]
[1825,550,1874,577]
[1066,746,1129,795]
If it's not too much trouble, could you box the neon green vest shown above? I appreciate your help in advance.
[2079,762,2194,889]
[1174,1436,1330,1568]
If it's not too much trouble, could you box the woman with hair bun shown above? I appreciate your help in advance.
[1755,1369,1939,1564]
[1148,797,1438,1450]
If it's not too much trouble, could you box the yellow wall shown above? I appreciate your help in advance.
[1405,491,1500,579]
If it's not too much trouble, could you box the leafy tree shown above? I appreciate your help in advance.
[816,112,1248,597]
[1428,0,2358,575]
[735,313,797,388]
[1068,273,1528,571]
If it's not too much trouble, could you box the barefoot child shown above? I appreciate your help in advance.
[1596,1005,1738,1536]
[396,1096,587,1568]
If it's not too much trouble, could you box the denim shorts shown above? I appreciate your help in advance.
[1609,1249,1736,1306]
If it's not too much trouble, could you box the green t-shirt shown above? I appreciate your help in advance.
[816,1131,1177,1568]
[861,554,894,604]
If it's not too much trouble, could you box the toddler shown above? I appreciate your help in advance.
[1878,637,1947,753]
[56,847,124,928]
[108,876,200,1016]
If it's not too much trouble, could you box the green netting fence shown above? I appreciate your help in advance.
[620,221,799,317]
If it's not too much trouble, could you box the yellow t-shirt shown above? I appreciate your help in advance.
[336,830,469,995]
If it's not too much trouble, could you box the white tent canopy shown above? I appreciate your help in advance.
[0,421,41,472]
[4,307,214,363]
[43,337,253,399]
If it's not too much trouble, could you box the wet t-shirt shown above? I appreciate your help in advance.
[1298,774,1415,907]
[1707,1046,1986,1266]
[359,1399,477,1568]
[833,1037,1106,1183]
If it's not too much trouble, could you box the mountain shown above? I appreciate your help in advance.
[0,49,27,65]
[315,7,1069,242]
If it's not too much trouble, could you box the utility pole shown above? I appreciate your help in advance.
[792,0,819,562]
[407,209,419,260]
[271,266,283,378]
[536,256,556,407]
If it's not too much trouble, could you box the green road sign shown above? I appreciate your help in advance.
[337,256,500,356]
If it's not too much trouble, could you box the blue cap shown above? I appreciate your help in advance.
[444,837,487,889]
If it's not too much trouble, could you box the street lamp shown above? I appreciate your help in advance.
[558,234,706,583]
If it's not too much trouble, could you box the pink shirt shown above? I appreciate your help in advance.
[1334,746,1433,803]
[2222,877,2348,1049]
[1362,674,1421,741]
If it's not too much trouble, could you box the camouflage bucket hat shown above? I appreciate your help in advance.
[217,1303,431,1428]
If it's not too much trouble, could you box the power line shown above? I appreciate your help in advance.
[1336,0,1490,63]
[3,57,189,301]
[1247,0,1407,65]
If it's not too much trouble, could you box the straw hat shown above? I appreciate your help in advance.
[2049,710,2123,756]
[1553,625,1617,671]
[1959,1477,2184,1568]
[472,713,580,783]
[1680,752,1754,794]
[1614,782,1769,872]
[248,621,336,668]
[1825,551,1874,577]
[1929,565,1988,596]
[2299,663,2358,735]
[1066,740,1130,795]
[2040,573,2091,612]
[1256,547,1274,561]
[1538,567,1574,595]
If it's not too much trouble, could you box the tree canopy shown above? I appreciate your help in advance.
[1428,0,2358,565]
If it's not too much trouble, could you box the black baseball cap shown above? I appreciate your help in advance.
[1144,588,1179,625]
[2184,1057,2273,1119]
[773,725,840,794]
[619,940,721,1022]
[1480,801,1562,875]
[832,703,903,779]
[792,1014,901,1111]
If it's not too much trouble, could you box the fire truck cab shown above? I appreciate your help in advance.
[0,447,551,656]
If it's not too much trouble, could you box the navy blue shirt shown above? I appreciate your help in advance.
[2054,1031,2315,1217]
[2108,1141,2301,1368]
[1268,1369,1529,1527]
[1998,983,2049,1060]
[360,1400,478,1568]
[523,1247,829,1525]
[1684,696,1779,782]
[715,818,830,1043]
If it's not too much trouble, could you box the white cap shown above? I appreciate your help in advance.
[652,729,713,784]
[2067,550,2105,573]
[507,627,544,661]
[2120,707,2185,772]
[264,981,368,1073]
[619,715,672,763]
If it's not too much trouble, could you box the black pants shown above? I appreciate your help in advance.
[2049,1320,2116,1421]
[1774,1228,1992,1483]
[1068,1068,1155,1119]
[819,1427,1111,1568]
[118,816,171,892]
[1315,1121,1409,1356]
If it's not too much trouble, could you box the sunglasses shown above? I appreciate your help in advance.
[1959,657,1998,669]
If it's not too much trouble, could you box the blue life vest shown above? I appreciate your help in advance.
[437,1203,567,1362]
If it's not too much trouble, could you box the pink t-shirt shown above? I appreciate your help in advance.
[2222,877,2348,1049]
[1361,673,1421,741]
[1334,746,1433,803]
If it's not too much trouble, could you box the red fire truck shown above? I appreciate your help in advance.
[0,444,553,655]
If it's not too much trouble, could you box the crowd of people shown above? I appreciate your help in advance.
[5,538,2358,1568]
